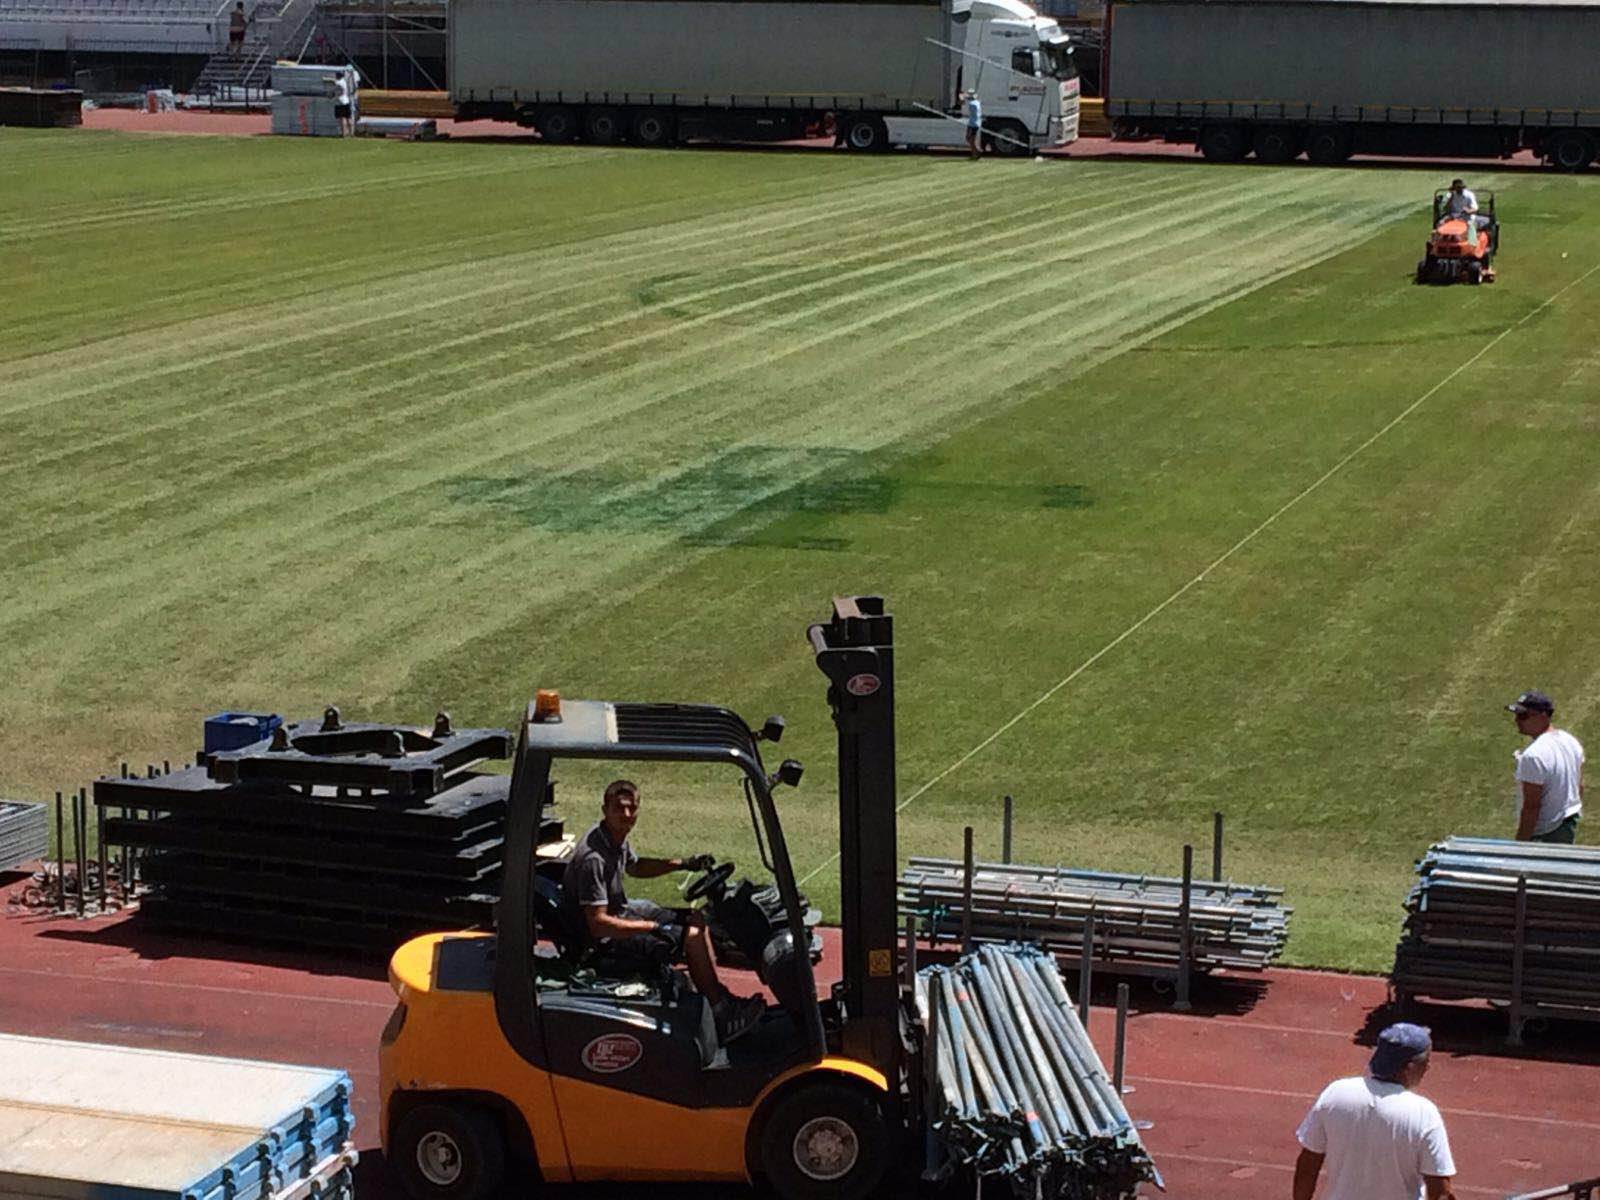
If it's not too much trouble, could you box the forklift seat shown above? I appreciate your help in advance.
[532,874,581,960]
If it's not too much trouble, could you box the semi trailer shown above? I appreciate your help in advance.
[449,0,1080,153]
[1103,0,1600,170]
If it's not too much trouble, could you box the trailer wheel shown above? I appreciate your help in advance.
[1198,123,1247,162]
[632,108,675,147]
[585,107,624,145]
[1546,130,1595,173]
[758,1082,889,1200]
[842,116,888,153]
[536,106,579,144]
[392,1103,506,1200]
[1252,125,1301,164]
[1305,126,1351,165]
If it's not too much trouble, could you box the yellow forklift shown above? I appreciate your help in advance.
[379,596,914,1199]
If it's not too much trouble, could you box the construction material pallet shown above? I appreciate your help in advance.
[0,1033,354,1200]
[1392,836,1600,1044]
[88,708,560,954]
[0,800,48,874]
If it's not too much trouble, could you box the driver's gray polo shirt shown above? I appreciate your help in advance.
[560,822,637,947]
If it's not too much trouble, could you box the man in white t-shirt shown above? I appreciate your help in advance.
[1507,689,1584,843]
[1294,1023,1457,1200]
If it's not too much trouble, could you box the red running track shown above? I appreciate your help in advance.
[2,895,1595,1199]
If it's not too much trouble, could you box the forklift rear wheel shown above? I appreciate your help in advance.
[392,1103,507,1200]
[759,1082,888,1200]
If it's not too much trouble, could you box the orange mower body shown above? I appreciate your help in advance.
[1417,189,1498,285]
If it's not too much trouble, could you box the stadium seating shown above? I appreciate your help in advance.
[1,0,246,56]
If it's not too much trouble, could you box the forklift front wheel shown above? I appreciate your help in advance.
[392,1103,507,1200]
[759,1082,889,1200]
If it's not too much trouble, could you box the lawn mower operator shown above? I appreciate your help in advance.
[1442,179,1492,232]
[560,779,765,1040]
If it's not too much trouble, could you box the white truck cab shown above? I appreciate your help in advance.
[883,0,1080,154]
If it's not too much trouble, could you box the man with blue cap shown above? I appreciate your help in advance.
[1293,1022,1457,1200]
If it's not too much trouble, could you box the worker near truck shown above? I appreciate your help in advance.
[1507,690,1584,843]
[964,90,983,159]
[560,778,766,1041]
[1293,1023,1457,1200]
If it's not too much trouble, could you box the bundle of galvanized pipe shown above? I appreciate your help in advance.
[0,801,48,875]
[900,856,1290,974]
[917,943,1159,1199]
[1392,837,1600,1014]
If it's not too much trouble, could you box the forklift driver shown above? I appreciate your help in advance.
[560,779,767,1043]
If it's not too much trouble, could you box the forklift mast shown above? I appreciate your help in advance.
[808,596,901,1073]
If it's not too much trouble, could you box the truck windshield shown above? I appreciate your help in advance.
[1041,42,1076,81]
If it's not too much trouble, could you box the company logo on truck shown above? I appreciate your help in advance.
[581,1033,643,1074]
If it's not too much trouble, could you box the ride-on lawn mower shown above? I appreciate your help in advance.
[1417,189,1498,284]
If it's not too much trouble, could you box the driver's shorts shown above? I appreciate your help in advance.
[599,899,688,965]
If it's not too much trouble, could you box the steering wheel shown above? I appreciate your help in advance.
[684,861,735,903]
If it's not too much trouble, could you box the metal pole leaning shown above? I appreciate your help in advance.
[1113,982,1130,1095]
[1212,811,1224,883]
[962,825,975,955]
[95,794,108,911]
[73,789,87,918]
[1175,844,1193,1011]
[1002,794,1013,864]
[1508,873,1528,1047]
[54,791,65,912]
[1078,911,1095,1027]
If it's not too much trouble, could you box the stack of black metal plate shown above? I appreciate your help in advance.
[96,709,560,953]
[1392,837,1600,1029]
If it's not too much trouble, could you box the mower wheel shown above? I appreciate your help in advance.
[1252,125,1301,164]
[392,1103,507,1200]
[1546,130,1596,173]
[1467,262,1484,285]
[1415,260,1429,285]
[1199,123,1248,162]
[1305,126,1351,165]
[759,1082,890,1200]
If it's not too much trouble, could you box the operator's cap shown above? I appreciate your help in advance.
[1369,1023,1432,1079]
[1506,690,1555,715]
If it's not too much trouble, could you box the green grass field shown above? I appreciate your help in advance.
[5,128,1597,972]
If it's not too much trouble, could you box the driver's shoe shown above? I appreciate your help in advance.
[714,994,766,1044]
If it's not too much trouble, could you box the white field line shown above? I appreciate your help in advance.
[1,167,1161,489]
[0,161,1019,405]
[33,180,1414,687]
[798,255,1600,887]
[0,168,1231,582]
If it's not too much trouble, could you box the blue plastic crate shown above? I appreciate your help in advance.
[203,712,283,754]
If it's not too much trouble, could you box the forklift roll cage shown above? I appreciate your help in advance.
[493,699,828,1059]
[493,595,904,1084]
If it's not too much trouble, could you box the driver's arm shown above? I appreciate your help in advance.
[584,904,661,939]
[628,855,712,879]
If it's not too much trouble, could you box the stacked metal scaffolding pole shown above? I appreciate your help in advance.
[1392,837,1600,1036]
[901,856,1290,977]
[917,943,1159,1200]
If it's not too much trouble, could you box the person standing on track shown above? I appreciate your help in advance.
[1507,689,1584,843]
[1293,1023,1457,1200]
[963,90,983,159]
